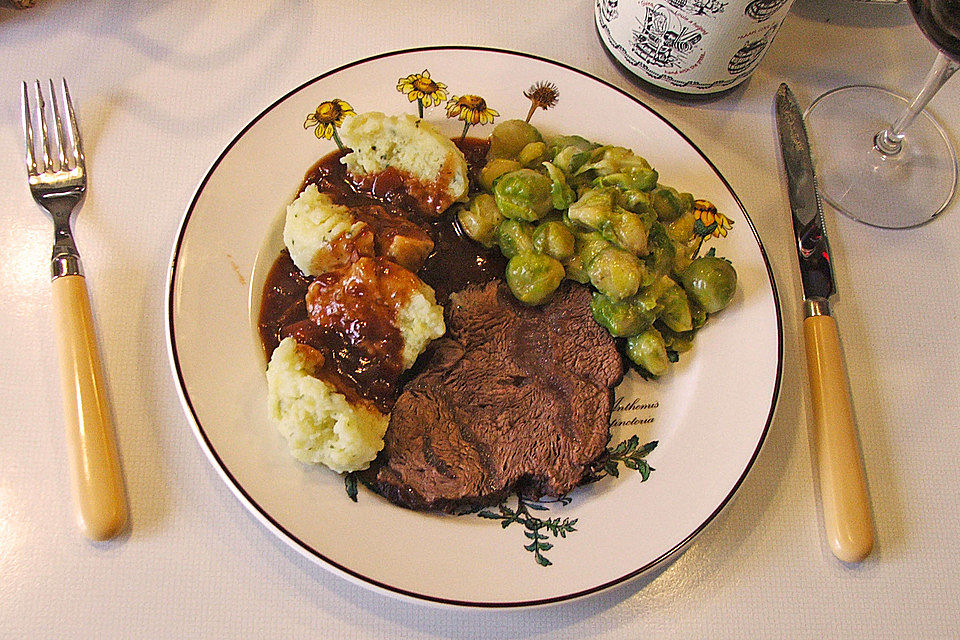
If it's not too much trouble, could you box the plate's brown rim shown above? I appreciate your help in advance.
[165,45,784,609]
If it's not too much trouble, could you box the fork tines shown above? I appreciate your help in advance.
[21,79,85,177]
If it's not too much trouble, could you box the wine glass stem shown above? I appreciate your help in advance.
[874,52,960,156]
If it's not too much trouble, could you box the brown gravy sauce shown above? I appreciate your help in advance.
[258,137,505,412]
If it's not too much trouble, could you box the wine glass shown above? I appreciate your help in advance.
[803,0,960,229]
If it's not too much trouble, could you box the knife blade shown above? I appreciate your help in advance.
[775,83,874,563]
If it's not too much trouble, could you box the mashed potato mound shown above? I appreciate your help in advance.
[267,337,388,473]
[268,260,445,473]
[340,112,469,215]
[284,184,373,276]
[398,281,446,369]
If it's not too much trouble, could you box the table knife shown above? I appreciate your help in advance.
[775,83,874,563]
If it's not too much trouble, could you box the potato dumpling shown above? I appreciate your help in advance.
[340,112,469,216]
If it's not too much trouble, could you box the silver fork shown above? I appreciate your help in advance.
[22,79,127,541]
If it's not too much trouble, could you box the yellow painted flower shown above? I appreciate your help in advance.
[397,70,448,110]
[446,94,499,125]
[304,99,355,148]
[693,199,733,238]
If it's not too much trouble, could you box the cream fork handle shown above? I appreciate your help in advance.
[51,274,127,541]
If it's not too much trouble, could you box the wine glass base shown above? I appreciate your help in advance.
[804,85,958,229]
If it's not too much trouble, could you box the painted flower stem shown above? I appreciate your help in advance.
[332,128,345,152]
[524,102,538,123]
[693,235,706,260]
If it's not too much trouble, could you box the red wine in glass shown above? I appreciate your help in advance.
[803,1,960,228]
[909,0,960,62]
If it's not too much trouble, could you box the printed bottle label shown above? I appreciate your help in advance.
[596,0,795,94]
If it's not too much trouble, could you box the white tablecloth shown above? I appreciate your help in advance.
[2,0,958,636]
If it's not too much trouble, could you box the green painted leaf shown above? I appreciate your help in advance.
[694,218,718,237]
[472,434,659,568]
[639,460,651,481]
[637,440,659,456]
[344,473,358,502]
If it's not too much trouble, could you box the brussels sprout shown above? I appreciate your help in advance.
[667,209,696,244]
[576,146,654,178]
[619,189,655,216]
[497,219,535,259]
[656,281,693,332]
[658,323,695,353]
[494,169,554,222]
[645,222,676,282]
[518,142,548,167]
[632,283,660,316]
[489,119,543,160]
[548,135,596,159]
[587,247,644,300]
[626,328,670,377]
[601,208,648,256]
[590,293,656,337]
[567,188,616,231]
[533,221,575,261]
[690,300,707,329]
[634,274,671,308]
[480,158,522,193]
[506,253,564,305]
[562,255,590,284]
[554,147,594,176]
[593,168,659,192]
[681,253,737,313]
[651,185,693,222]
[672,241,697,276]
[575,231,611,268]
[543,162,576,210]
[457,194,504,248]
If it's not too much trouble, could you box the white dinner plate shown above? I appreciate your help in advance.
[166,47,782,608]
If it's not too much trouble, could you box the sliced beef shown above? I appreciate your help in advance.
[369,280,624,512]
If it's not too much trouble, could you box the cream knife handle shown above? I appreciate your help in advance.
[51,275,128,541]
[803,311,873,562]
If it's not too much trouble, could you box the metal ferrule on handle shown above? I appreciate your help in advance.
[50,209,83,278]
[52,252,83,279]
[804,297,830,318]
